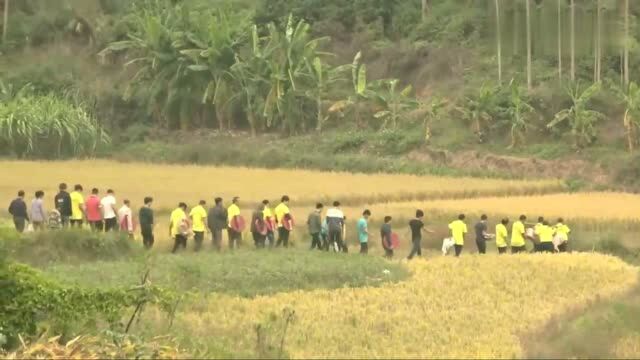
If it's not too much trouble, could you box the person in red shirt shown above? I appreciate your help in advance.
[85,188,103,232]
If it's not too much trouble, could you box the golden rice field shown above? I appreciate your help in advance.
[148,253,638,359]
[338,192,640,224]
[0,160,563,211]
[614,334,640,358]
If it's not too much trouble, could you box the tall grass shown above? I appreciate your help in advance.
[0,87,109,158]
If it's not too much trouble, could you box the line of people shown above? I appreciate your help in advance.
[7,186,571,258]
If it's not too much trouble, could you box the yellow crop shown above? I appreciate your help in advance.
[338,192,640,223]
[150,253,637,358]
[0,160,561,211]
[613,334,640,358]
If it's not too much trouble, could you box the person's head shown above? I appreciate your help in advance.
[333,201,340,207]
[17,190,25,198]
[480,214,488,221]
[178,202,187,210]
[123,199,131,206]
[501,218,509,225]
[519,215,527,221]
[557,217,564,223]
[458,214,466,221]
[215,197,223,205]
[363,209,371,218]
[199,200,206,206]
[74,184,83,192]
[262,199,270,206]
[538,216,544,223]
[416,209,424,219]
[384,216,392,223]
[315,203,324,210]
[35,190,44,199]
[107,189,114,195]
[91,188,99,195]
[281,195,290,204]
[232,196,239,204]
[144,196,153,206]
[59,183,67,191]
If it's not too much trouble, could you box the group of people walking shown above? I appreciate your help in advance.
[7,185,571,259]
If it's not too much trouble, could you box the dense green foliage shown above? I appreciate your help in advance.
[45,249,409,297]
[0,83,109,158]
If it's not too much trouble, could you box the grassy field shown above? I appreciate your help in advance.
[130,253,637,358]
[0,160,564,212]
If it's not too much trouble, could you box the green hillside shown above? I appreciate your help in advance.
[1,0,640,187]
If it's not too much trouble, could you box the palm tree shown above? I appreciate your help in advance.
[2,0,8,43]
[305,57,349,132]
[548,82,604,149]
[570,0,575,82]
[614,82,640,153]
[624,0,630,87]
[505,80,534,148]
[371,79,417,130]
[495,0,502,85]
[557,0,562,81]
[525,0,532,90]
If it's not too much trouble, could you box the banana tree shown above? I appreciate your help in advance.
[614,81,640,153]
[305,57,349,132]
[262,15,329,135]
[420,96,446,143]
[180,8,249,131]
[504,80,534,148]
[371,78,417,130]
[548,82,604,149]
[328,51,372,128]
[461,84,500,142]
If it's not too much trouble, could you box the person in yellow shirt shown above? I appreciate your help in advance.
[170,203,189,253]
[511,215,527,254]
[554,218,571,253]
[227,197,242,249]
[69,184,85,228]
[532,216,545,252]
[190,200,208,252]
[495,218,509,254]
[275,195,292,248]
[535,220,555,253]
[448,214,467,257]
[262,199,275,248]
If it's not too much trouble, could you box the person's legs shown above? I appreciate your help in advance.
[384,248,394,259]
[558,242,568,253]
[13,217,25,233]
[70,219,82,228]
[32,221,43,231]
[266,231,274,248]
[360,242,368,254]
[454,244,463,257]
[172,235,181,253]
[60,216,70,228]
[407,240,419,260]
[282,228,290,248]
[104,217,115,232]
[252,232,260,248]
[476,240,486,254]
[543,242,554,253]
[498,247,507,254]
[212,229,222,251]
[276,227,285,247]
[194,231,204,251]
[227,228,236,250]
[310,233,320,250]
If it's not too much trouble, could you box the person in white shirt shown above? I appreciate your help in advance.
[118,199,134,237]
[101,189,117,232]
[326,201,346,252]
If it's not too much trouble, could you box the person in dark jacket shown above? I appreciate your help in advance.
[139,196,155,249]
[54,183,72,228]
[251,203,267,248]
[8,190,29,233]
[207,197,227,251]
[307,203,323,250]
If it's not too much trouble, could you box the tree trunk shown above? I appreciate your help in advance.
[570,0,575,82]
[495,0,502,85]
[2,0,8,43]
[625,110,634,153]
[594,0,601,83]
[557,0,562,81]
[526,0,532,90]
[315,97,323,132]
[248,110,256,137]
[215,104,226,132]
[624,0,630,87]
[421,0,429,21]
